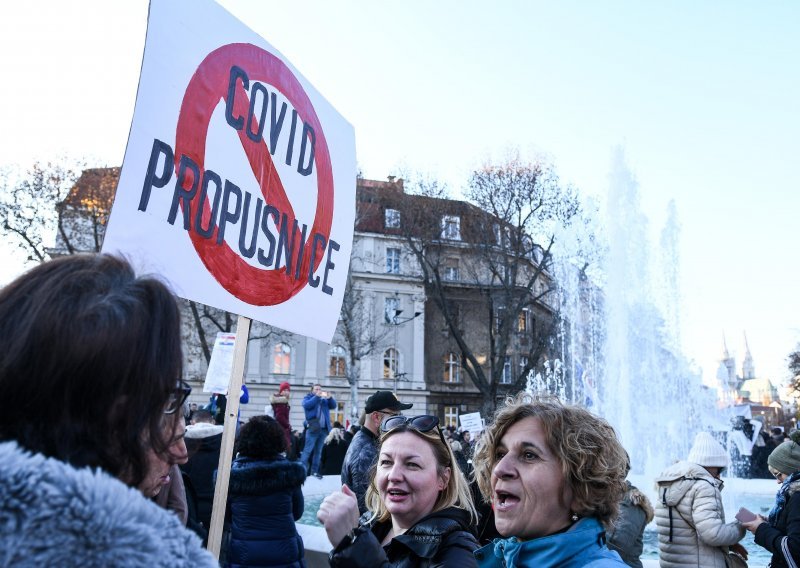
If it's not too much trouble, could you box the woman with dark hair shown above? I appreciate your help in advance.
[318,414,479,567]
[0,254,214,565]
[741,431,800,567]
[471,393,629,567]
[225,414,307,568]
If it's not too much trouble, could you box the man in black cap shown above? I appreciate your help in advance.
[340,390,413,514]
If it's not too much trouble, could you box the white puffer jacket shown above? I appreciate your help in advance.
[654,461,745,567]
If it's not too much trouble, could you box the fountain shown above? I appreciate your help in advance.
[530,147,780,565]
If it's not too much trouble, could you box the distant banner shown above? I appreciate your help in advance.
[103,0,356,343]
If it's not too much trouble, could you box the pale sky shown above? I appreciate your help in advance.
[1,1,798,387]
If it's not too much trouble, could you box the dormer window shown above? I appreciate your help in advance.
[441,215,461,240]
[385,208,401,229]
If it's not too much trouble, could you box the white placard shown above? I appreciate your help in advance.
[102,0,356,343]
[203,332,237,394]
[459,412,484,435]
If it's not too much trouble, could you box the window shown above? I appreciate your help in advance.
[441,215,461,240]
[444,258,459,281]
[331,401,345,426]
[519,356,529,374]
[272,343,292,374]
[385,208,400,228]
[444,406,459,428]
[493,223,501,245]
[383,347,399,378]
[384,297,400,324]
[386,247,401,274]
[500,356,512,384]
[329,346,346,377]
[517,308,531,333]
[494,306,507,334]
[443,352,461,383]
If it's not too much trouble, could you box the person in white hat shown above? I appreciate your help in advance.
[654,431,747,567]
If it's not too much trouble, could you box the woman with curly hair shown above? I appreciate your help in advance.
[225,415,306,568]
[471,393,629,567]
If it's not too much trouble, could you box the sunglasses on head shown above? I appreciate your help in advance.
[381,414,447,448]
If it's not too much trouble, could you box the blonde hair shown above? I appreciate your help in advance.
[364,426,477,524]
[473,393,628,527]
[325,427,345,445]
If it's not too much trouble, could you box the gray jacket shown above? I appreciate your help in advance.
[0,441,216,567]
[341,427,379,514]
[607,482,654,568]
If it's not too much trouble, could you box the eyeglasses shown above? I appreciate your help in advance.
[771,468,786,481]
[381,414,447,448]
[165,381,191,414]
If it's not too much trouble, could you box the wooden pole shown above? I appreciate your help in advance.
[206,314,251,559]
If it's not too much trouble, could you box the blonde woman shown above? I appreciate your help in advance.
[318,415,479,567]
[321,426,350,475]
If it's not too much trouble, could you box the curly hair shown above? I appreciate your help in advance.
[235,415,286,459]
[473,393,628,527]
[364,425,477,525]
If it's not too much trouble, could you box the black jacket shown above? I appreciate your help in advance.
[180,430,222,531]
[755,482,800,568]
[321,438,350,475]
[330,506,479,568]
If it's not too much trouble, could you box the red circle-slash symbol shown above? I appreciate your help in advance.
[175,43,334,306]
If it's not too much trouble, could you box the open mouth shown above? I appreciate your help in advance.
[387,488,409,500]
[494,490,520,512]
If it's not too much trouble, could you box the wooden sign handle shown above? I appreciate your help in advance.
[206,315,251,559]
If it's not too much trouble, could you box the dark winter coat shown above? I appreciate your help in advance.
[606,482,655,568]
[226,455,307,568]
[0,441,216,567]
[181,423,223,531]
[321,438,350,475]
[341,427,379,514]
[329,506,479,568]
[755,480,800,568]
[271,394,292,455]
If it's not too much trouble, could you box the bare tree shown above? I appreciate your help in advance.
[399,157,582,415]
[0,160,84,262]
[335,265,395,422]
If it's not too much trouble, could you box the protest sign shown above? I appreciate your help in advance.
[203,333,237,394]
[102,0,356,557]
[459,412,484,435]
[102,0,356,344]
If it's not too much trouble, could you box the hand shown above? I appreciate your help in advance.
[317,484,359,547]
[730,542,749,560]
[740,515,765,534]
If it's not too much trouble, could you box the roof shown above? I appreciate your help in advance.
[61,167,120,211]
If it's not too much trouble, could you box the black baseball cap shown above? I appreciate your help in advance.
[365,390,413,414]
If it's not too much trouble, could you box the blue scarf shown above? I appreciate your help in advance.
[768,470,800,525]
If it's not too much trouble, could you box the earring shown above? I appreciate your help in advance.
[571,513,579,522]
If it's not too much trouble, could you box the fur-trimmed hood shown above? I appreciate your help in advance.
[185,422,223,440]
[628,483,655,523]
[229,456,306,495]
[0,441,216,567]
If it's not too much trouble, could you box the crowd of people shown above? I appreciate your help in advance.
[2,253,799,567]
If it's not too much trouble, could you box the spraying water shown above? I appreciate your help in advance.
[533,148,720,476]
